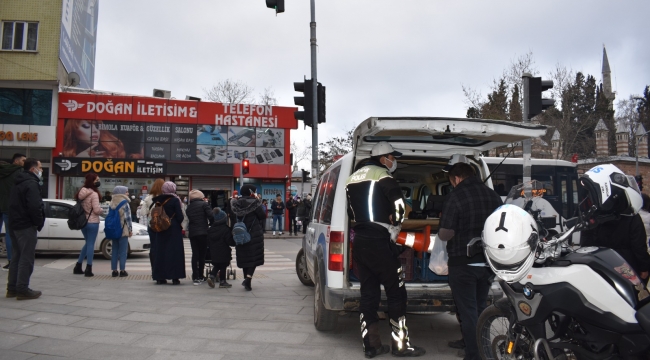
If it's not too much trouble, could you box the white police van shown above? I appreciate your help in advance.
[295,117,547,330]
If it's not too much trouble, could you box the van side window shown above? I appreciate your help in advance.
[319,165,341,225]
[312,172,330,223]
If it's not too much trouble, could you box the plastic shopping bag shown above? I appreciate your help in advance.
[428,234,449,276]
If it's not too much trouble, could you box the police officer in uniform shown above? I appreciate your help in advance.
[346,142,425,358]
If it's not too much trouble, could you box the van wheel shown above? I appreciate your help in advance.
[101,239,112,260]
[314,268,338,331]
[296,248,314,286]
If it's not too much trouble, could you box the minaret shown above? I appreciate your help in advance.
[602,46,615,110]
[616,122,629,156]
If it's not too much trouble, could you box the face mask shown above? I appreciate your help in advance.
[34,169,43,180]
[94,181,101,187]
[385,157,397,173]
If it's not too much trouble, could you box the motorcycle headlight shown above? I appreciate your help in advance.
[136,229,148,236]
[610,172,628,187]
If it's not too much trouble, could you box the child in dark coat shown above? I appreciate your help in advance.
[206,208,235,288]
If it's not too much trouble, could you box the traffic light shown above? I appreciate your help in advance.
[528,77,555,118]
[265,0,284,14]
[317,82,326,124]
[242,159,250,175]
[636,175,643,191]
[294,78,314,127]
[301,169,310,183]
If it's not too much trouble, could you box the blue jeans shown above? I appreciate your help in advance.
[78,222,99,265]
[1,213,12,261]
[272,214,283,232]
[111,236,128,271]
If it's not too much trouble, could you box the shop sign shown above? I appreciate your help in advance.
[0,125,57,147]
[53,157,166,176]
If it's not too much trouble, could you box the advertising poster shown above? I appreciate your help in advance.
[255,147,285,165]
[60,0,99,89]
[256,128,284,148]
[62,119,285,165]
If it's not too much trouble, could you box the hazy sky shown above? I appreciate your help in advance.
[95,0,650,163]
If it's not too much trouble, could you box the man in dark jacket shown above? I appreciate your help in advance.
[346,142,425,358]
[438,162,503,360]
[299,194,313,235]
[7,158,44,300]
[206,207,235,288]
[286,195,298,236]
[270,194,285,236]
[0,153,26,270]
[129,195,141,223]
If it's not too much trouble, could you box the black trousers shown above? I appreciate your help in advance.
[210,262,228,281]
[448,265,493,360]
[288,216,298,234]
[189,235,208,280]
[301,219,309,234]
[243,266,256,278]
[352,231,407,328]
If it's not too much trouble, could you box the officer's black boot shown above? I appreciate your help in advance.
[390,316,426,357]
[361,318,390,358]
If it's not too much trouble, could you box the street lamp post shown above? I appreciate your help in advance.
[635,130,650,176]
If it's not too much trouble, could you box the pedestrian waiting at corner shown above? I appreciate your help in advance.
[0,153,26,271]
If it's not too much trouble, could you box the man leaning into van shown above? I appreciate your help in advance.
[438,162,503,360]
[345,141,425,358]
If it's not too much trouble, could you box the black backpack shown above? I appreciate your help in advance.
[68,200,91,230]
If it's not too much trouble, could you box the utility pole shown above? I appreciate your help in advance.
[309,0,319,194]
[522,73,533,198]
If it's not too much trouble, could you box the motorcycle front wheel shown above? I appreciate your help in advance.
[477,304,536,360]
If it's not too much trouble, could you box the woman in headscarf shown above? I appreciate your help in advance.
[228,184,266,291]
[150,181,186,285]
[186,189,214,285]
[109,186,132,277]
[140,178,164,279]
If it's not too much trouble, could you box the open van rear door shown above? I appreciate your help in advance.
[353,117,548,158]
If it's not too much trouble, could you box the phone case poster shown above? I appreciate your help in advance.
[256,128,284,148]
[255,147,284,164]
[196,145,227,163]
[197,125,227,146]
[227,127,256,147]
[227,147,256,164]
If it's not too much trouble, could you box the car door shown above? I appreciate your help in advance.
[46,202,85,251]
[352,117,548,158]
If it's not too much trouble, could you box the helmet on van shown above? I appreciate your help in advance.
[579,164,642,216]
[482,204,539,283]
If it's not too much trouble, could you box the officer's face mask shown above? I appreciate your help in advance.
[384,156,397,173]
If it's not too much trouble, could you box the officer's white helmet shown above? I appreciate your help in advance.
[482,204,539,283]
[580,164,642,215]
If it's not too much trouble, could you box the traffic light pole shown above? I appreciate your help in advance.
[522,73,532,198]
[309,0,319,190]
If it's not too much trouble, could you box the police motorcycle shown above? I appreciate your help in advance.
[475,164,650,360]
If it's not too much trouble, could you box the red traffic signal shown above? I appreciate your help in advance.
[242,159,250,175]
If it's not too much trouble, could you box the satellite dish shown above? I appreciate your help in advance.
[68,72,80,87]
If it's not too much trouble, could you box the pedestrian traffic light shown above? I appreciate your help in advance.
[528,77,555,118]
[636,175,643,191]
[242,159,250,175]
[294,78,314,127]
[265,0,284,14]
[301,169,310,183]
[317,82,326,124]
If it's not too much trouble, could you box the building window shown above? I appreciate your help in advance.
[1,21,38,51]
[0,88,52,125]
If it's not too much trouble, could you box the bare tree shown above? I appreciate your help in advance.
[617,96,643,155]
[290,139,311,167]
[257,87,278,106]
[547,63,575,110]
[501,51,538,102]
[203,79,255,104]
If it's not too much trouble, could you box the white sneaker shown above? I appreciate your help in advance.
[273,231,276,236]
[279,232,284,235]
[193,279,200,286]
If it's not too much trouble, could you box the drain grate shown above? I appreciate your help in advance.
[87,273,268,280]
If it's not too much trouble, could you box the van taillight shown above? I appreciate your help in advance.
[328,231,344,271]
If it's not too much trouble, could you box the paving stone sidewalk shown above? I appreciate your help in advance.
[0,266,462,360]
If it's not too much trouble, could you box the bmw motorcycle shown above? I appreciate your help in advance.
[476,181,650,360]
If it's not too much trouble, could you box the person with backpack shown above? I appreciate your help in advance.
[140,178,164,280]
[228,184,266,291]
[206,207,235,289]
[73,173,104,277]
[186,189,214,285]
[106,186,132,277]
[270,194,285,236]
[150,181,186,285]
